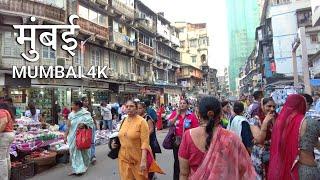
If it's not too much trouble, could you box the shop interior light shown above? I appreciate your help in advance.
[40,91,44,95]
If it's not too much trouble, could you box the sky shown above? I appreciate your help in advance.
[142,0,229,76]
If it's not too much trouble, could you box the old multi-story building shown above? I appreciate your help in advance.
[155,12,181,104]
[0,0,183,122]
[174,22,212,97]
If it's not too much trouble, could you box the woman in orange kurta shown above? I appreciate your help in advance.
[117,100,163,180]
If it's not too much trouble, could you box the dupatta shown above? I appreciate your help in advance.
[190,127,257,180]
[268,94,307,180]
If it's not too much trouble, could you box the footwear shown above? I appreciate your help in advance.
[91,157,97,165]
[68,172,77,176]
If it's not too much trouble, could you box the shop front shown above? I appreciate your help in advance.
[141,86,164,107]
[118,84,144,104]
[164,87,182,106]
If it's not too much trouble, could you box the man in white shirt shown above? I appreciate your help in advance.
[101,101,113,130]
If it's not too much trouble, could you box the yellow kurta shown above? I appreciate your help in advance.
[118,115,150,180]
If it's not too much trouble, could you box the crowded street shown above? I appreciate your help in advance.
[1,0,320,180]
[29,130,173,180]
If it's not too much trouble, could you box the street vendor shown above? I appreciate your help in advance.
[25,102,43,123]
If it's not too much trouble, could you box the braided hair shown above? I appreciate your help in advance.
[198,96,222,150]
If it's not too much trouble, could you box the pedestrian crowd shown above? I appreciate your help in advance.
[1,91,320,180]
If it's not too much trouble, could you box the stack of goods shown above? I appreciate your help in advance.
[11,160,35,180]
[95,130,111,145]
[12,129,64,152]
[25,150,57,174]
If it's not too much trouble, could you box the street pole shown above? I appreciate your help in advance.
[292,50,299,88]
[299,27,312,94]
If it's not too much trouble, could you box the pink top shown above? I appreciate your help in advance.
[168,110,199,137]
[178,129,206,175]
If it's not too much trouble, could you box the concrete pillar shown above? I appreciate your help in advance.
[299,27,311,94]
[292,51,299,87]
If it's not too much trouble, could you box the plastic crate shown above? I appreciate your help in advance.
[10,161,35,180]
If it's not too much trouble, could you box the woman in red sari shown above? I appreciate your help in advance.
[268,94,310,180]
[179,96,256,180]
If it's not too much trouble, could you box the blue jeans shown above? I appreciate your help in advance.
[103,120,113,130]
[90,125,96,159]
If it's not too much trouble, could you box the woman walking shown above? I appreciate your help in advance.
[248,97,276,179]
[65,100,94,175]
[0,102,15,180]
[178,96,256,179]
[167,99,199,180]
[268,94,320,179]
[137,102,162,179]
[115,100,163,180]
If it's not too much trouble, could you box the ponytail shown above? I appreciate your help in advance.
[198,96,222,150]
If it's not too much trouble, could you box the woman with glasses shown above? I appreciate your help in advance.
[248,97,276,179]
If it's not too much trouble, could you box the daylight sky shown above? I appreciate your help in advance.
[142,0,229,75]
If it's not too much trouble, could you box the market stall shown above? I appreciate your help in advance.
[9,117,123,179]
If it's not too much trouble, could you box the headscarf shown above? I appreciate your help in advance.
[268,94,307,180]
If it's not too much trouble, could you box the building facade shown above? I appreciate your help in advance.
[0,0,182,123]
[226,0,261,93]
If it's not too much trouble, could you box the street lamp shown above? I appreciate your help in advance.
[80,34,96,94]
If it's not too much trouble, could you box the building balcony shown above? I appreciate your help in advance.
[134,17,156,33]
[170,35,180,47]
[137,42,154,57]
[0,0,65,23]
[111,0,134,19]
[112,31,135,51]
[77,18,108,40]
[96,0,108,6]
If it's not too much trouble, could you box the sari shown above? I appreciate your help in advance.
[268,94,306,180]
[67,109,94,174]
[190,127,257,180]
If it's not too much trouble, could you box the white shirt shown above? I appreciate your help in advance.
[25,109,41,122]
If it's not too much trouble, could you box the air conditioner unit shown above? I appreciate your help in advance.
[130,73,137,81]
[57,57,71,68]
[120,15,126,21]
[107,68,114,76]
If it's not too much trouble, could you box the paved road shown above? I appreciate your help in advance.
[30,129,173,180]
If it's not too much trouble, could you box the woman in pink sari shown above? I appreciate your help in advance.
[178,96,256,180]
[268,94,320,180]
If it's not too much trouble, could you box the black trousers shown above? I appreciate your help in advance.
[173,144,180,180]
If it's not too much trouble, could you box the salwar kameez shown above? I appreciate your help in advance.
[0,132,15,180]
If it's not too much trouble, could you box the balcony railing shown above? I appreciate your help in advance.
[0,0,65,22]
[77,18,108,40]
[138,42,154,56]
[96,0,108,6]
[112,0,134,19]
[134,17,156,33]
[112,31,135,50]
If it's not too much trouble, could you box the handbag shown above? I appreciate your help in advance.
[162,125,175,149]
[76,125,92,150]
[107,119,125,159]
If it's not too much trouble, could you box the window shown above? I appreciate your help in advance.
[78,5,106,26]
[42,46,55,60]
[297,9,312,27]
[73,49,83,64]
[271,0,291,5]
[2,32,21,57]
[79,5,88,19]
[200,38,207,45]
[192,56,196,63]
[91,49,101,66]
[180,40,185,48]
[310,34,319,43]
[190,39,198,47]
